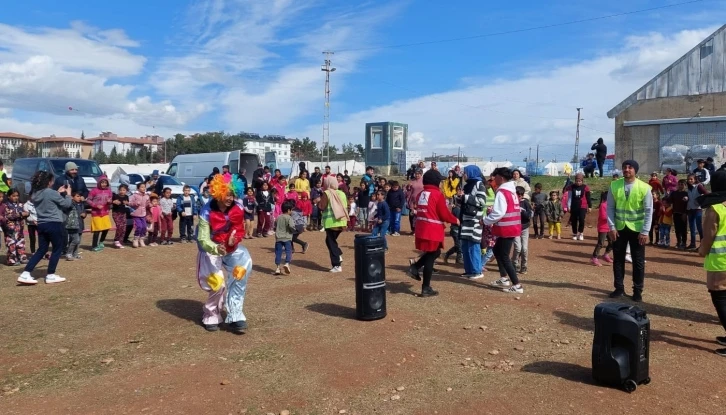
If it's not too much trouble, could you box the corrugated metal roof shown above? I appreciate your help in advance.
[607,24,726,119]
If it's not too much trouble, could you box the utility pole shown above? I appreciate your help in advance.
[321,51,336,165]
[573,107,582,163]
[535,144,539,176]
[528,146,532,163]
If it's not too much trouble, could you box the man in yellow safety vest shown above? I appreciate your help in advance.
[606,159,653,302]
[0,159,10,194]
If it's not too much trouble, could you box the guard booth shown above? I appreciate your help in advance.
[365,122,408,175]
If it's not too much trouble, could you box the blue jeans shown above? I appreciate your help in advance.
[482,246,494,264]
[388,211,401,234]
[688,209,703,246]
[372,220,389,249]
[24,222,64,275]
[275,240,292,265]
[461,239,482,275]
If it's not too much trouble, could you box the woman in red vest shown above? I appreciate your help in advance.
[485,167,524,294]
[406,170,459,297]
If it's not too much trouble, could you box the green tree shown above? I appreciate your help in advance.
[93,150,108,164]
[137,146,151,163]
[354,144,365,159]
[291,137,320,160]
[124,149,137,164]
[51,148,69,158]
[10,143,38,161]
[80,130,85,140]
[108,147,123,163]
[151,151,163,163]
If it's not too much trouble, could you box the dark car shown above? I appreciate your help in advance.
[12,158,103,202]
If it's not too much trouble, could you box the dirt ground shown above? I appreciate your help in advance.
[1,214,725,415]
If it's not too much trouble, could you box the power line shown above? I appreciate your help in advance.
[336,0,706,52]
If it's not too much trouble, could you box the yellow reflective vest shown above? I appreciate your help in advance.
[610,178,650,232]
[705,203,726,272]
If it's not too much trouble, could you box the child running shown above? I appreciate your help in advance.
[545,191,564,239]
[88,175,113,251]
[274,200,297,275]
[112,184,129,249]
[196,173,251,334]
[591,191,613,266]
[0,189,28,265]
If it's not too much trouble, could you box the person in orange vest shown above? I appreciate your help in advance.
[486,167,524,294]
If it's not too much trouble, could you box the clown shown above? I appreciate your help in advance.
[196,173,252,333]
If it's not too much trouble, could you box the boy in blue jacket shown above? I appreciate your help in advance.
[371,190,391,251]
[176,185,199,243]
[385,180,405,236]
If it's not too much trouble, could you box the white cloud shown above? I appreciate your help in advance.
[296,26,718,161]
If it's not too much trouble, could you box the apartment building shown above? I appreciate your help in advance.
[0,132,37,160]
[37,135,93,158]
[89,132,162,156]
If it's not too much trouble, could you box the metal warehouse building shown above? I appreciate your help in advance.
[607,24,726,174]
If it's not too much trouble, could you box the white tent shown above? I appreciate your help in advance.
[542,162,560,176]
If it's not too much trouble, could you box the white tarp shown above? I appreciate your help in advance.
[289,160,366,177]
[543,162,560,176]
[100,163,169,177]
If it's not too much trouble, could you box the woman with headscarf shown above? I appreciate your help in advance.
[459,165,487,279]
[405,169,424,234]
[406,171,459,297]
[318,176,348,273]
[698,170,726,356]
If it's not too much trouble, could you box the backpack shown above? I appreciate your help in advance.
[65,206,80,230]
[291,210,306,234]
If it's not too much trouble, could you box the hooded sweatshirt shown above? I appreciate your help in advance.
[87,176,113,217]
[460,165,487,242]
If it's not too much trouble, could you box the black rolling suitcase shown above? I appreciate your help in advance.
[592,303,651,392]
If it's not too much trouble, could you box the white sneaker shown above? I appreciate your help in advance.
[625,254,632,263]
[319,228,325,232]
[504,285,524,294]
[17,271,38,285]
[45,274,67,284]
[572,236,578,240]
[578,234,584,241]
[491,277,511,287]
[467,274,484,280]
[330,266,342,273]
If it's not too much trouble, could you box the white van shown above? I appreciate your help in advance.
[166,150,261,190]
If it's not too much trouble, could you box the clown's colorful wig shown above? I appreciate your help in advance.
[209,174,245,202]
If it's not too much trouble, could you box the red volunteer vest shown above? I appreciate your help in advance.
[492,187,522,238]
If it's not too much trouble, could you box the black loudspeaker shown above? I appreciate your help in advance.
[354,234,387,321]
[592,303,651,392]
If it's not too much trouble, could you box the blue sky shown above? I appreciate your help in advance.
[1,0,725,161]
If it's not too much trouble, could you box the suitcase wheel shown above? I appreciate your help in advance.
[623,379,637,393]
[643,377,651,385]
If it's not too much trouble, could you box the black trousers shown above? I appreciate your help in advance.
[493,237,518,285]
[596,157,605,177]
[124,223,134,242]
[179,216,194,240]
[532,208,546,236]
[413,249,440,289]
[409,211,416,233]
[445,232,461,259]
[92,230,108,247]
[711,290,726,332]
[583,167,595,178]
[27,224,38,253]
[292,233,306,247]
[325,229,342,267]
[570,207,586,234]
[613,228,645,292]
[592,232,613,257]
[673,212,687,246]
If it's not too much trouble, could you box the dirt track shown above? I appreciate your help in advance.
[1,218,725,415]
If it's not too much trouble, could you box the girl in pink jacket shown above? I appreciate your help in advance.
[129,183,151,247]
[590,191,613,266]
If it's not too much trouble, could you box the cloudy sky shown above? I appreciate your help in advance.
[1,0,724,161]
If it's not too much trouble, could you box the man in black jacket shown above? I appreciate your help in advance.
[309,167,322,188]
[385,180,406,236]
[591,138,607,177]
[252,164,265,189]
